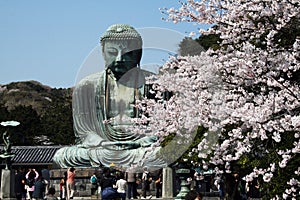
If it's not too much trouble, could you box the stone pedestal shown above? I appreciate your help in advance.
[1,169,11,199]
[162,167,173,198]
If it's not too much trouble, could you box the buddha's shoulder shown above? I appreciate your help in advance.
[139,69,155,77]
[76,72,105,87]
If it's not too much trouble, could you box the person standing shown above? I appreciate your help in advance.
[15,167,26,200]
[141,167,152,199]
[155,172,162,198]
[41,167,50,195]
[126,170,138,199]
[214,175,225,200]
[25,168,39,200]
[100,167,119,200]
[66,167,75,200]
[90,173,98,195]
[32,175,46,200]
[59,178,66,200]
[63,171,67,199]
[248,178,261,199]
[115,173,127,200]
[194,171,203,193]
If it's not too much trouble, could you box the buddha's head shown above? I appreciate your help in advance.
[101,24,143,80]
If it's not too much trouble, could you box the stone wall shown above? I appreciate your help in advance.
[48,168,164,198]
[50,168,100,197]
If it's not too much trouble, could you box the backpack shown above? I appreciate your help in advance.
[91,175,97,184]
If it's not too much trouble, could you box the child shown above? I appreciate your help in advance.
[59,179,66,200]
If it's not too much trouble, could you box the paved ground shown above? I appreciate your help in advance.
[72,197,219,200]
[3,189,220,200]
[70,189,220,200]
[3,196,219,200]
[72,194,220,200]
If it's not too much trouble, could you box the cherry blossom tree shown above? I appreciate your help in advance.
[134,0,300,199]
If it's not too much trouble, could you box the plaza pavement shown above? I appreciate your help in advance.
[72,197,219,200]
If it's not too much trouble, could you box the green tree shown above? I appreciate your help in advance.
[196,33,221,51]
[40,101,75,145]
[7,105,42,145]
[178,37,205,56]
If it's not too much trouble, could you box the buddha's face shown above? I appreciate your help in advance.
[103,40,142,80]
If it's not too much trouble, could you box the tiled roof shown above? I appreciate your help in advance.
[0,146,63,165]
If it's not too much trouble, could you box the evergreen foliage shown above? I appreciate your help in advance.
[0,81,74,145]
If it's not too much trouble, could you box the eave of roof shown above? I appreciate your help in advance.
[0,145,64,165]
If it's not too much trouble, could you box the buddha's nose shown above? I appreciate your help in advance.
[115,51,124,62]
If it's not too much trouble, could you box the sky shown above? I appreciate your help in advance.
[0,0,209,88]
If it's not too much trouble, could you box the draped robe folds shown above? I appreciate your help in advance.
[53,69,167,168]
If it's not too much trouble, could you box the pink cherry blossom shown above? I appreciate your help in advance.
[132,0,300,198]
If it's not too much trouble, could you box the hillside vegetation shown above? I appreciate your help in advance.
[0,81,75,145]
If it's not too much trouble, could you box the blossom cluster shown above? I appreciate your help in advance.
[134,0,300,198]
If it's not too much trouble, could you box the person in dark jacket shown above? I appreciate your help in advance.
[142,167,152,199]
[155,172,162,198]
[248,179,261,199]
[100,168,118,200]
[15,167,26,200]
[32,175,46,200]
